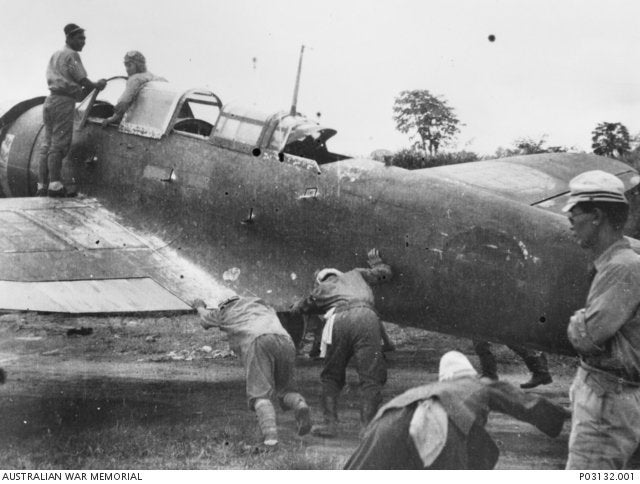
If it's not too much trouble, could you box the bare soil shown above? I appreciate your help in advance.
[0,312,577,469]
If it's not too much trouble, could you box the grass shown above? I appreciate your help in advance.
[0,312,575,469]
[0,412,342,470]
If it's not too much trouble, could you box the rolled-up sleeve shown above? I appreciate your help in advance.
[356,262,392,286]
[196,307,222,327]
[63,51,88,83]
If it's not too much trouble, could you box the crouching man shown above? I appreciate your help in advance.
[345,351,570,469]
[290,248,393,437]
[193,295,312,446]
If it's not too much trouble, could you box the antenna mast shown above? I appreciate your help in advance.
[290,45,305,116]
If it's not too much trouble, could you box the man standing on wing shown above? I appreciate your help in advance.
[36,23,106,197]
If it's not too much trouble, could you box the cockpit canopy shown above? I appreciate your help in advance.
[78,78,348,164]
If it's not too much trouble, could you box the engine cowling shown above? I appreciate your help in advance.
[0,97,46,197]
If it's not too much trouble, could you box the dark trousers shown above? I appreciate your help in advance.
[321,306,387,402]
[473,340,548,378]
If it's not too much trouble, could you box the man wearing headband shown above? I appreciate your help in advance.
[290,248,393,437]
[563,170,640,469]
[36,23,106,197]
[101,51,166,127]
[345,351,569,469]
[193,295,311,447]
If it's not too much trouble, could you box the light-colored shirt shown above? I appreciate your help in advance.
[197,297,290,362]
[46,45,88,99]
[297,261,392,314]
[114,72,166,116]
[568,238,640,380]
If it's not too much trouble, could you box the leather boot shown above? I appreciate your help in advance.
[359,396,381,437]
[294,401,312,436]
[520,353,552,389]
[473,340,498,380]
[311,395,338,438]
[360,396,381,427]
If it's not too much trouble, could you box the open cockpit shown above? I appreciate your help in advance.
[76,78,350,166]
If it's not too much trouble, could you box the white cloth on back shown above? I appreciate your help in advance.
[409,397,448,467]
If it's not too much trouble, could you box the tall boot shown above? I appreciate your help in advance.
[520,352,552,389]
[359,394,381,436]
[311,395,338,438]
[255,399,278,446]
[473,340,498,380]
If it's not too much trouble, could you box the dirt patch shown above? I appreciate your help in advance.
[0,313,575,469]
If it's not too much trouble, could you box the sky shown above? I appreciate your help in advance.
[1,0,639,157]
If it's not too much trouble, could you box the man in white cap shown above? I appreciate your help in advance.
[344,350,569,469]
[290,248,393,437]
[101,50,167,127]
[36,23,106,197]
[563,170,640,469]
[193,295,312,447]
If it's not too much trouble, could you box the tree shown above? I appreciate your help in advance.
[392,90,460,155]
[591,122,630,158]
[494,136,568,158]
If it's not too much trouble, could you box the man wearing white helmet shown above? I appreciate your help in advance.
[344,351,569,469]
[101,50,167,127]
[290,248,393,437]
[193,295,311,447]
[563,170,640,469]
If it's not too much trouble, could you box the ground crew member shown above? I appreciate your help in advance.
[290,248,392,437]
[473,340,552,389]
[563,170,640,469]
[344,350,569,469]
[193,295,312,447]
[101,50,166,127]
[36,23,106,197]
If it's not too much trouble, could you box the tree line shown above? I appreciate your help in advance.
[385,89,639,170]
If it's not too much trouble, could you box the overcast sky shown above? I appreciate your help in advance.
[1,0,639,157]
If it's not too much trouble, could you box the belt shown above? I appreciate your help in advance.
[334,301,377,315]
[580,360,640,387]
[49,90,77,99]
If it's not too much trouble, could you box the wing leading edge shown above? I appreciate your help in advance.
[0,196,232,314]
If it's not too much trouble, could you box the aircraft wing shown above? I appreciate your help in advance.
[0,196,232,314]
[427,153,640,212]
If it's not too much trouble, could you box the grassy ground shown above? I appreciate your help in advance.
[0,312,576,469]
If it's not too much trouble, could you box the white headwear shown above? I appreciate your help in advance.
[562,170,628,212]
[438,351,477,381]
[316,268,343,283]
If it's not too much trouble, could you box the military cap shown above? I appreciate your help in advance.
[562,170,628,212]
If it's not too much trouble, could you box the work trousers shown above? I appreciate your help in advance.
[244,333,303,411]
[473,340,548,377]
[567,366,640,469]
[321,306,387,402]
[38,94,75,186]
